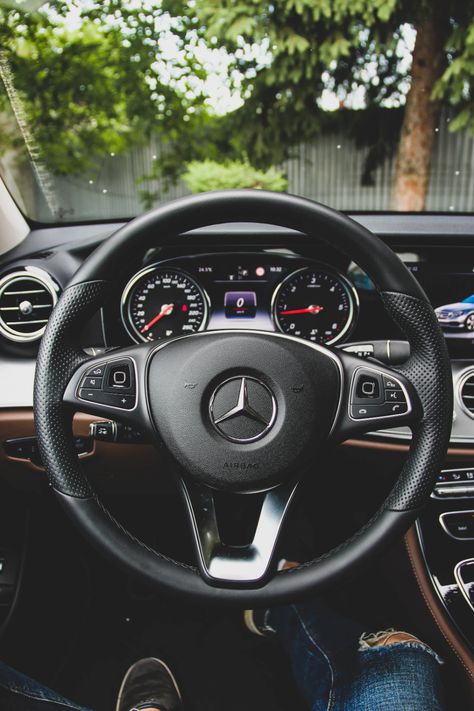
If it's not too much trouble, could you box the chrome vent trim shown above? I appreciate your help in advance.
[458,368,474,419]
[0,268,59,343]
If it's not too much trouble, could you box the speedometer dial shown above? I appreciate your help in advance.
[122,267,208,343]
[272,266,358,345]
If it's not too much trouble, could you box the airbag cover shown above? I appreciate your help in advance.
[147,332,340,491]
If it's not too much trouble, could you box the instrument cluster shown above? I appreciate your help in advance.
[121,253,359,346]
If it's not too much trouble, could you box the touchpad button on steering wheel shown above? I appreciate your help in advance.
[104,361,133,392]
[352,370,383,404]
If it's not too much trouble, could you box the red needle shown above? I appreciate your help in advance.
[279,306,324,315]
[141,303,174,333]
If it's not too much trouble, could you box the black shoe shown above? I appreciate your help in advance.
[116,657,182,711]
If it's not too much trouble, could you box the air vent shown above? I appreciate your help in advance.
[0,269,58,343]
[459,370,474,418]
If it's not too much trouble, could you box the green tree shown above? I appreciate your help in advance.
[0,1,214,193]
[182,159,287,192]
[192,0,474,210]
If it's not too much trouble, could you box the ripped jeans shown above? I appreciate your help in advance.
[269,598,446,711]
[0,599,445,710]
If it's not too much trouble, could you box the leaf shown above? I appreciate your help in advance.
[286,33,310,55]
[449,108,471,132]
[226,15,254,40]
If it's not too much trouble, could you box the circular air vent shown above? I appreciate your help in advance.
[0,269,59,343]
[458,369,474,418]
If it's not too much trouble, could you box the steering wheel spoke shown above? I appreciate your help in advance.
[62,344,156,436]
[329,351,423,441]
[180,478,299,586]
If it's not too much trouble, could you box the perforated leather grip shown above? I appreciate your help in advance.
[381,292,453,511]
[34,281,110,497]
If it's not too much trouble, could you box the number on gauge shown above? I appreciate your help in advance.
[273,267,357,344]
[123,268,208,342]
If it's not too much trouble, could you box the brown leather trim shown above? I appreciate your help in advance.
[0,409,96,470]
[345,438,474,459]
[404,527,474,695]
[0,408,157,476]
[344,438,410,453]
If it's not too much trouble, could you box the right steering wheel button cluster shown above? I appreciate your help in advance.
[350,367,409,420]
[78,358,136,410]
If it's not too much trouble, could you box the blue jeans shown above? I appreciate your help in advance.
[0,661,90,710]
[268,598,446,711]
[0,600,445,710]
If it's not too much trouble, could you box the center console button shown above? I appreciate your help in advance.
[437,469,474,484]
[440,511,474,539]
[435,485,474,498]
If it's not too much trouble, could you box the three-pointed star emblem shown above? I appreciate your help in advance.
[213,377,270,427]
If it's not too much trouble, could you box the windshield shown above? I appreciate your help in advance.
[463,295,474,304]
[0,1,472,223]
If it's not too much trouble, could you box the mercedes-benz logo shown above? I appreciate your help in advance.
[209,376,277,443]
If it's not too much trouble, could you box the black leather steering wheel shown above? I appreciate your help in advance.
[33,190,453,605]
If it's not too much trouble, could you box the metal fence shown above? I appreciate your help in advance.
[33,109,474,221]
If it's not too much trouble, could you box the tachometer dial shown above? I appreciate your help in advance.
[122,267,208,343]
[272,266,358,344]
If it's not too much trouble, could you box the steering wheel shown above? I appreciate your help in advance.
[33,191,453,605]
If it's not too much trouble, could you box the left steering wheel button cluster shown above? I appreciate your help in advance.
[78,359,136,410]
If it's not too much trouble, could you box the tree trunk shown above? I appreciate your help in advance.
[390,18,444,211]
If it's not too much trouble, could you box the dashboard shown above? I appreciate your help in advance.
[107,245,474,364]
[3,218,474,428]
[1,217,474,667]
[119,254,358,346]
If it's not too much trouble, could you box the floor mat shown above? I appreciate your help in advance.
[62,586,306,711]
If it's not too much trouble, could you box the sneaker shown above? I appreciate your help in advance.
[358,629,425,650]
[243,608,275,637]
[244,559,299,637]
[116,657,182,711]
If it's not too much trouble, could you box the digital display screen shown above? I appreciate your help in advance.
[224,291,257,318]
[197,258,286,331]
[117,250,474,355]
[407,261,474,356]
[348,256,474,357]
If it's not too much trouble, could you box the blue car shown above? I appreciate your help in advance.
[435,294,474,330]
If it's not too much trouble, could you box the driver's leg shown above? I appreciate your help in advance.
[245,564,446,711]
[265,601,445,711]
[0,656,182,711]
[0,660,91,710]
